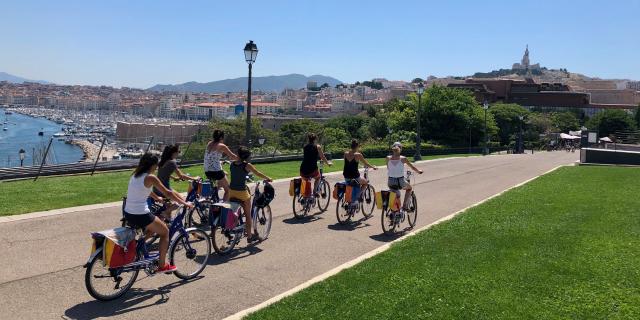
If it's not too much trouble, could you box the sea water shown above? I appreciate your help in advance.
[0,113,83,168]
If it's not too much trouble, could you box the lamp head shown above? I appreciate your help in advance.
[244,40,258,64]
[416,82,424,95]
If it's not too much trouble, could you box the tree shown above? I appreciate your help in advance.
[411,78,424,84]
[325,115,370,141]
[587,109,636,137]
[208,116,276,150]
[552,112,580,133]
[385,85,497,146]
[361,80,383,90]
[488,103,529,146]
[320,83,330,89]
[634,106,640,128]
[322,127,350,152]
[523,112,552,148]
[278,119,323,150]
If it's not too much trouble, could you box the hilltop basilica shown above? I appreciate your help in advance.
[512,45,541,71]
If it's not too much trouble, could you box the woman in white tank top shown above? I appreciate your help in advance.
[386,142,423,210]
[204,130,238,201]
[123,153,193,274]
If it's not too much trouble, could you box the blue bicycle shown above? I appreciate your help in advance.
[84,204,211,301]
[210,177,273,254]
[185,178,221,230]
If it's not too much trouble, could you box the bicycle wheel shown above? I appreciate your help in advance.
[211,224,240,255]
[186,203,210,230]
[335,196,351,225]
[317,179,331,212]
[85,250,139,301]
[406,192,418,228]
[170,228,211,280]
[361,185,375,219]
[381,208,397,235]
[292,195,306,219]
[254,205,272,241]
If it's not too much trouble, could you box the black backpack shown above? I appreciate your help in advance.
[256,182,275,208]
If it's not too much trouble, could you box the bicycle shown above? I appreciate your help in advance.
[292,161,331,219]
[85,204,212,301]
[184,178,222,230]
[336,167,376,225]
[210,177,273,255]
[381,170,418,235]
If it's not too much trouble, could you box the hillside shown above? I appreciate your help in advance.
[0,72,49,84]
[148,74,342,93]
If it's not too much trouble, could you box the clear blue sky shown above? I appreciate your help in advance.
[1,0,638,88]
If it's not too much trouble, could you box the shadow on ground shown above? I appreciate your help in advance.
[64,277,203,320]
[282,214,324,225]
[207,244,263,266]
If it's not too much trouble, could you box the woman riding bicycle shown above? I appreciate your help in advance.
[343,139,377,187]
[204,130,239,201]
[152,144,198,219]
[229,146,272,243]
[386,142,423,211]
[299,133,332,195]
[124,153,193,274]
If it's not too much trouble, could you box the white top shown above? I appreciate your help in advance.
[124,173,151,215]
[387,156,405,178]
[204,147,223,172]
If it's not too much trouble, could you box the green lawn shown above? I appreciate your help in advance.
[246,166,640,319]
[0,154,476,216]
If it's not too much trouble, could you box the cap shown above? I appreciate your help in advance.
[392,142,402,149]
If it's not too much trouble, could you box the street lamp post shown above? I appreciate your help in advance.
[414,83,425,161]
[19,148,26,167]
[258,137,266,155]
[244,40,258,147]
[483,100,489,155]
[518,115,525,154]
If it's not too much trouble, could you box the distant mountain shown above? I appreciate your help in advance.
[148,74,342,93]
[0,72,49,84]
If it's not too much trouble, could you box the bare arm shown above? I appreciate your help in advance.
[149,191,163,202]
[246,163,272,182]
[145,175,191,205]
[402,157,423,174]
[221,144,239,161]
[175,167,197,181]
[356,153,376,169]
[317,145,331,166]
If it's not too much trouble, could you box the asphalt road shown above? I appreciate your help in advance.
[0,152,577,319]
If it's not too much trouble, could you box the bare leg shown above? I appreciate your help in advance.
[145,217,170,266]
[161,203,178,221]
[219,177,230,202]
[313,177,321,195]
[242,199,252,237]
[402,186,413,210]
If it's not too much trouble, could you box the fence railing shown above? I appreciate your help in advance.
[0,147,508,181]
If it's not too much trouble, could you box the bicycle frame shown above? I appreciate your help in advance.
[341,168,369,211]
[106,206,194,273]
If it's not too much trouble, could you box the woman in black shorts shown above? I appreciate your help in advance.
[204,130,238,201]
[124,153,193,274]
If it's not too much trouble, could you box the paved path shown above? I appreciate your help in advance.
[0,152,577,319]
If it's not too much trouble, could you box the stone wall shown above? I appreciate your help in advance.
[116,121,208,144]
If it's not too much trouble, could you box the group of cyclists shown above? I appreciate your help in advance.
[122,130,422,274]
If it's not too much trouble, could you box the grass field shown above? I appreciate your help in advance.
[0,154,475,216]
[245,166,640,319]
